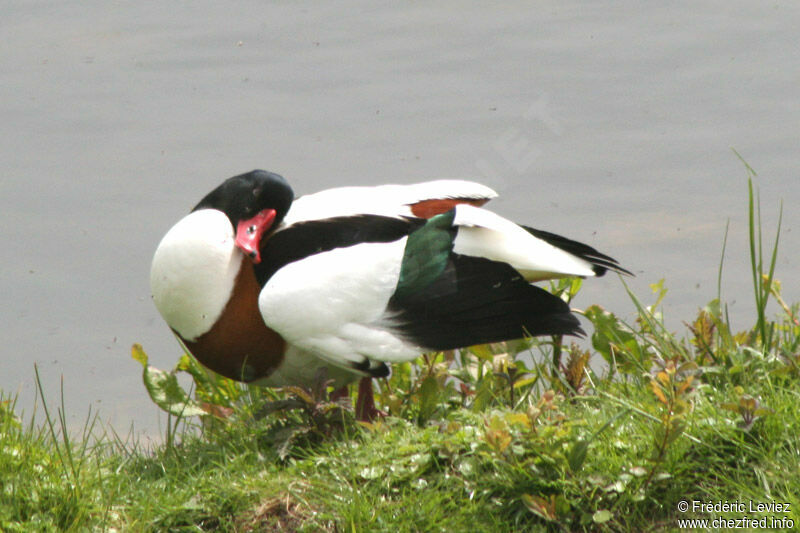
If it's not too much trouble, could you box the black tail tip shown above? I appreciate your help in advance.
[351,359,390,378]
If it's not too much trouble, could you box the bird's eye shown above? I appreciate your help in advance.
[247,225,257,234]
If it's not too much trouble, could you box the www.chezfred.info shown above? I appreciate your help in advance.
[676,499,793,530]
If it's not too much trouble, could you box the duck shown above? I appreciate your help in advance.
[150,169,630,419]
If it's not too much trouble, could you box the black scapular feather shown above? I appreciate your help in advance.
[254,215,423,286]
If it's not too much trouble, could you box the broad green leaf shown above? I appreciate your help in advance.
[131,343,148,366]
[522,494,557,521]
[469,344,495,361]
[132,344,206,417]
[504,412,530,429]
[649,380,668,405]
[472,379,494,412]
[513,376,539,389]
[417,375,440,424]
[281,386,314,405]
[584,305,640,371]
[593,509,613,524]
[273,426,311,460]
[176,353,214,391]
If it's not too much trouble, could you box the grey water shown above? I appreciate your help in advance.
[2,1,798,437]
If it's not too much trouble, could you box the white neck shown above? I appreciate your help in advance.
[150,209,243,340]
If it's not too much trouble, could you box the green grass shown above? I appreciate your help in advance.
[2,173,798,531]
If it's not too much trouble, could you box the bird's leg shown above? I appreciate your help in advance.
[330,385,350,402]
[311,366,336,403]
[355,377,387,421]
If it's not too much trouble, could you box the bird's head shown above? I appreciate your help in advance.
[193,169,294,263]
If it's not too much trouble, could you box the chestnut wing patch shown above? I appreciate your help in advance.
[409,197,490,219]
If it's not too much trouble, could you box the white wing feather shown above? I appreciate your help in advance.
[282,179,497,226]
[453,204,597,281]
[258,239,425,369]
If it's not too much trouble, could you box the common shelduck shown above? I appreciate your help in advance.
[150,170,629,417]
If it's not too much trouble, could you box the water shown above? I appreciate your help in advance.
[2,1,798,436]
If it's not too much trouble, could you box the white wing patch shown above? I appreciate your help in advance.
[258,239,424,369]
[452,205,596,281]
[282,179,497,225]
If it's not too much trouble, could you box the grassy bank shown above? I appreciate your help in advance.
[2,179,798,532]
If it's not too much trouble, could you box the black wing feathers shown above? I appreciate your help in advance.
[522,225,632,277]
[387,254,584,350]
[351,360,391,378]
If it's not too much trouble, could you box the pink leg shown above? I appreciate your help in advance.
[355,377,386,421]
[330,385,350,402]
